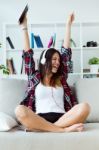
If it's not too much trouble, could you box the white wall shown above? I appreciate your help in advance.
[0,0,99,21]
[0,0,99,40]
[0,0,99,22]
[0,0,99,63]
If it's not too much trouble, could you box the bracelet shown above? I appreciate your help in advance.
[22,27,28,30]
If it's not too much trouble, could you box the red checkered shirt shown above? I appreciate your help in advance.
[20,47,78,112]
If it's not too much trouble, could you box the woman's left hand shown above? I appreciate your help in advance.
[67,13,75,25]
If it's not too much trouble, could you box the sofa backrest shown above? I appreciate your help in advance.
[0,78,27,119]
[74,78,99,122]
[0,78,99,123]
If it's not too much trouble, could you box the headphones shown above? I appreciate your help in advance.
[40,49,48,64]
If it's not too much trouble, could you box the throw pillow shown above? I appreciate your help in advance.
[0,112,18,131]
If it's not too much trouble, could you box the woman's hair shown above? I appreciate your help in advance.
[39,48,63,87]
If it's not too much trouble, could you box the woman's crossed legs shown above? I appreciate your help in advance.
[15,102,90,132]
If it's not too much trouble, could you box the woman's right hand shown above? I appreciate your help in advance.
[21,16,27,28]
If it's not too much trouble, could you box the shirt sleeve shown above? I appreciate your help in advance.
[22,49,35,79]
[61,46,72,79]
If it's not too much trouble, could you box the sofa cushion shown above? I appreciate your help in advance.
[0,78,27,119]
[0,123,99,150]
[74,78,99,122]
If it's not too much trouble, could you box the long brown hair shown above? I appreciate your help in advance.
[39,48,63,87]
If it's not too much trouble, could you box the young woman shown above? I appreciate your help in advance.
[15,13,90,132]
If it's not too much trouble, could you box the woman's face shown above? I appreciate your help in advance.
[51,52,60,73]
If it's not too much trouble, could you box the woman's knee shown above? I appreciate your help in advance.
[15,105,28,119]
[78,102,91,116]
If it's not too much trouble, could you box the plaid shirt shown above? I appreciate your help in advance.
[20,47,77,112]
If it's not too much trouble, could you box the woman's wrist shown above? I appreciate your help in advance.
[66,22,72,27]
[22,27,28,30]
[21,24,28,30]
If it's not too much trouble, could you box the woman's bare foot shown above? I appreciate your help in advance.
[65,123,84,132]
[26,123,84,132]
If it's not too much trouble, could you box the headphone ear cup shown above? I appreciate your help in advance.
[41,49,47,64]
[41,57,46,64]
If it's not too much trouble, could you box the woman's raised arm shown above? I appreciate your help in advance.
[21,16,30,51]
[63,13,74,49]
[20,16,36,77]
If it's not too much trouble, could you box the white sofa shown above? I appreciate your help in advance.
[0,78,99,150]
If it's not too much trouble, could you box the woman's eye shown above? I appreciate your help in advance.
[53,57,58,60]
